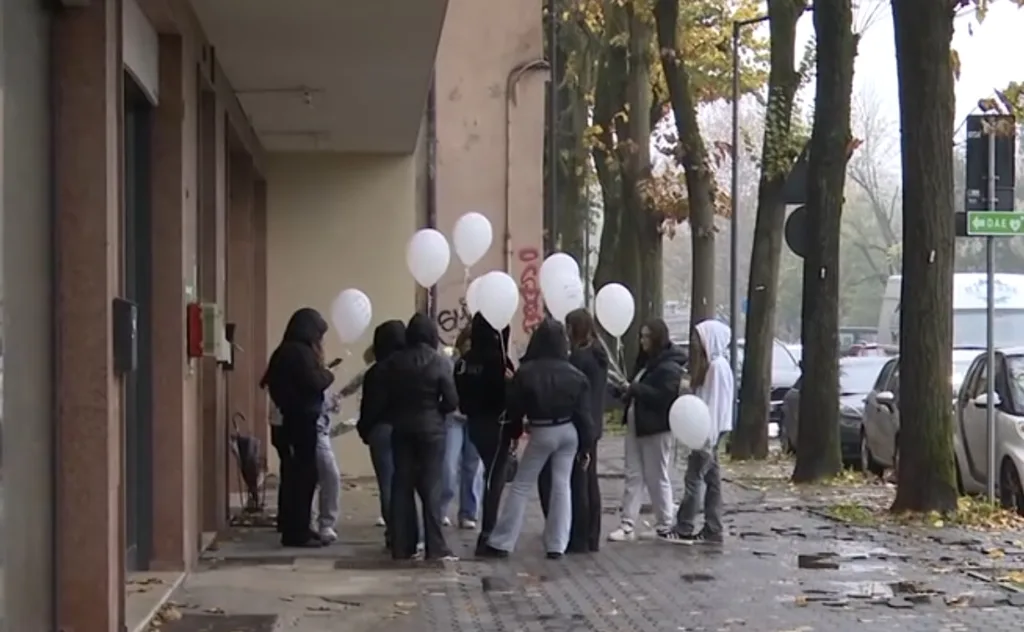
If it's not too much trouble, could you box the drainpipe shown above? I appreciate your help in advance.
[426,73,439,318]
[504,60,550,272]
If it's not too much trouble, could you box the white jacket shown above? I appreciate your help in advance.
[693,319,735,446]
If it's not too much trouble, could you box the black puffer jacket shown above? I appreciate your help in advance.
[625,343,686,437]
[454,313,512,419]
[356,319,406,443]
[261,308,335,423]
[369,313,458,438]
[570,343,610,442]
[506,319,594,450]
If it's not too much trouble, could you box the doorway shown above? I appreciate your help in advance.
[123,74,155,571]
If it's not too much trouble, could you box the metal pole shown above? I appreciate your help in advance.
[729,21,740,381]
[547,0,558,254]
[985,126,997,502]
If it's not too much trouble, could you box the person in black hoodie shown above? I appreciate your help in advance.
[356,319,406,550]
[607,318,685,542]
[262,307,336,548]
[479,318,594,559]
[365,313,457,560]
[538,308,609,552]
[454,313,514,554]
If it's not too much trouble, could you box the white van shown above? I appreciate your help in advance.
[877,273,1024,347]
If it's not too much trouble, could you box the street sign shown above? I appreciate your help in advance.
[966,211,1024,236]
[965,114,1015,212]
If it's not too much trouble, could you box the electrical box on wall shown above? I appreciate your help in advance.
[200,303,225,356]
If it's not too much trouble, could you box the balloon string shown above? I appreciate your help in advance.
[463,266,471,294]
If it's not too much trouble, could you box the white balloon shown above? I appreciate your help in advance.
[595,283,635,337]
[330,289,373,344]
[466,274,486,316]
[544,273,585,322]
[476,271,520,331]
[669,394,713,450]
[406,229,451,288]
[540,253,580,294]
[452,212,493,267]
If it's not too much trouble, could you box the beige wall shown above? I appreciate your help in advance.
[434,0,547,356]
[265,152,419,474]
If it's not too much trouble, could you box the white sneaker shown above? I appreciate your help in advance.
[441,516,452,527]
[459,518,478,530]
[318,527,338,543]
[375,516,386,527]
[608,526,637,542]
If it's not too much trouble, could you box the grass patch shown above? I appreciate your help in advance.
[824,502,880,525]
[824,496,1024,532]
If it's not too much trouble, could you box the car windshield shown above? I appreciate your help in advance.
[734,342,799,373]
[839,360,887,394]
[954,309,1024,347]
[952,358,975,392]
[1005,355,1024,409]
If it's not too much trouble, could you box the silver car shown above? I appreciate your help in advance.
[860,349,978,476]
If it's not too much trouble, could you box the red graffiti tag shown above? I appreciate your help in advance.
[519,247,543,334]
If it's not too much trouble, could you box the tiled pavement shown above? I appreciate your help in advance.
[157,438,1024,631]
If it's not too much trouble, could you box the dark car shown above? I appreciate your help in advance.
[781,355,891,466]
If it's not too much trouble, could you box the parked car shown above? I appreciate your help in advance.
[672,336,800,432]
[860,349,980,477]
[781,355,890,466]
[953,347,1024,513]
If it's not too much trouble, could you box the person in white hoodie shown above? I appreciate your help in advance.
[660,318,733,545]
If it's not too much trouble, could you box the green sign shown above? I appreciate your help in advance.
[967,211,1024,236]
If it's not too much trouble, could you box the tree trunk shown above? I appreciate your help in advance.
[554,31,593,264]
[791,0,855,483]
[732,0,806,460]
[592,36,637,363]
[624,5,659,333]
[654,0,717,327]
[889,0,958,513]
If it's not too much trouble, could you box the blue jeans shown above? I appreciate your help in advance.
[441,416,483,522]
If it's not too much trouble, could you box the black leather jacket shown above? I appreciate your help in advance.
[506,319,594,450]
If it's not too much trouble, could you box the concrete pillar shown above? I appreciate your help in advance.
[148,33,201,570]
[4,1,57,630]
[226,151,256,450]
[53,1,125,630]
[252,180,269,456]
[198,89,228,532]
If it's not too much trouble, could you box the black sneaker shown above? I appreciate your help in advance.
[546,552,564,560]
[658,531,697,545]
[476,544,510,559]
[693,531,724,545]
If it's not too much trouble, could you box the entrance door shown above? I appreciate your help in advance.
[123,74,155,571]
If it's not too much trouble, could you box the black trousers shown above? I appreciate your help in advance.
[271,426,290,533]
[390,430,450,560]
[539,440,602,552]
[467,419,512,549]
[280,419,319,545]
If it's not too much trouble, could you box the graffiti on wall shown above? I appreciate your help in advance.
[518,247,543,335]
[435,295,472,344]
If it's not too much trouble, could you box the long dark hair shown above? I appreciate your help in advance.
[565,308,596,348]
[632,318,671,375]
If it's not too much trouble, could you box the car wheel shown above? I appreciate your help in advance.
[999,460,1024,516]
[859,429,885,478]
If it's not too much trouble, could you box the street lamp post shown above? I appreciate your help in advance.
[729,15,768,382]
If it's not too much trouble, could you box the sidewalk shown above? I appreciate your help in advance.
[151,438,1024,632]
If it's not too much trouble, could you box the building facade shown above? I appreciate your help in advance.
[0,0,545,630]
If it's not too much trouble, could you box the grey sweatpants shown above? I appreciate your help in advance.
[314,430,341,531]
[620,418,675,531]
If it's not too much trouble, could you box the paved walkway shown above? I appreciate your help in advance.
[154,439,1024,632]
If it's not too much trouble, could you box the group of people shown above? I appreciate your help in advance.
[261,302,734,558]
